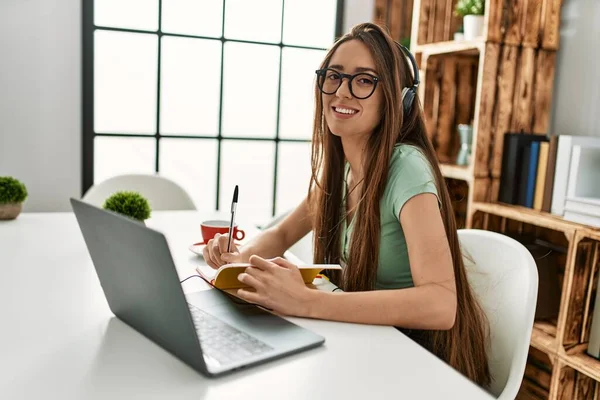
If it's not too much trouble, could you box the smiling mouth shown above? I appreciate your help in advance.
[332,106,358,115]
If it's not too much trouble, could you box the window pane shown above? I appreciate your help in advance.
[283,0,337,48]
[95,31,158,134]
[160,138,218,211]
[224,0,282,43]
[221,43,280,138]
[279,48,326,140]
[162,0,223,38]
[219,140,275,220]
[276,142,312,215]
[160,37,221,136]
[95,0,159,31]
[94,136,156,184]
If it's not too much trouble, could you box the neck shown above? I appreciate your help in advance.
[341,134,369,181]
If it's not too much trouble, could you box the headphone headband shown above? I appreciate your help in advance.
[395,42,419,114]
[396,42,420,87]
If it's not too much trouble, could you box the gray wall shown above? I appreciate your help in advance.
[0,0,81,212]
[0,0,596,212]
[550,0,600,138]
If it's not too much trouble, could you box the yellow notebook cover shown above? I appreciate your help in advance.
[196,263,342,290]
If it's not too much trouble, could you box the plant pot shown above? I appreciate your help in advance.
[0,203,23,220]
[463,15,484,41]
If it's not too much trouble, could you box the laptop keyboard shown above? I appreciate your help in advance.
[188,304,273,366]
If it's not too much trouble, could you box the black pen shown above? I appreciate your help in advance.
[226,185,238,253]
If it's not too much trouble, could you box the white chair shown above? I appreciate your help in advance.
[82,174,197,211]
[257,218,538,399]
[458,229,538,399]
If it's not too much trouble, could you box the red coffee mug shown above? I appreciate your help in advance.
[200,220,245,245]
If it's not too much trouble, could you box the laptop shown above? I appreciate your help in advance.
[70,198,325,376]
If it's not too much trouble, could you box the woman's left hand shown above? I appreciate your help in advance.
[236,255,314,317]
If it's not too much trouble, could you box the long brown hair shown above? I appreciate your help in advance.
[307,23,491,388]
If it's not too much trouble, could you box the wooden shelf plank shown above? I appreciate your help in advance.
[439,163,472,182]
[582,227,600,242]
[536,320,558,337]
[471,202,581,234]
[532,322,558,355]
[414,39,484,56]
[562,352,600,382]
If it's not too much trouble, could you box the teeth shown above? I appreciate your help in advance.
[335,107,357,115]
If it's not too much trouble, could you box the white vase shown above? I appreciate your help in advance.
[463,15,484,41]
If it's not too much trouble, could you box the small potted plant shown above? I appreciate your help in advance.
[102,191,151,224]
[0,176,28,220]
[455,0,484,41]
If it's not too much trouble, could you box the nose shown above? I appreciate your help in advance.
[335,77,353,99]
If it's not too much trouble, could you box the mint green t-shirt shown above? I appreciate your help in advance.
[341,144,439,290]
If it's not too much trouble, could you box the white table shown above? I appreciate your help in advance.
[0,211,494,399]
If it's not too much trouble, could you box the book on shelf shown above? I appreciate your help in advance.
[551,135,600,216]
[499,132,553,210]
[564,196,600,217]
[564,196,600,227]
[564,211,600,227]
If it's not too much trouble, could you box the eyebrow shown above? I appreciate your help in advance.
[328,64,378,75]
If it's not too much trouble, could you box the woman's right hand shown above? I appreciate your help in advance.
[202,233,243,269]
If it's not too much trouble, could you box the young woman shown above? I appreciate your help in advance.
[203,22,491,387]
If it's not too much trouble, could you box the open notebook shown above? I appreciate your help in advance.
[196,262,342,290]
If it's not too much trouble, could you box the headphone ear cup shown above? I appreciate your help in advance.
[402,87,416,115]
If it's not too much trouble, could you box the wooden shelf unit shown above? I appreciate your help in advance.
[472,202,600,399]
[439,163,471,183]
[372,2,590,398]
[532,321,558,356]
[562,352,600,383]
[374,0,564,228]
[413,39,484,56]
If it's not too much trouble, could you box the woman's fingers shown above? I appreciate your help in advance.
[248,255,276,271]
[238,272,264,291]
[220,251,241,263]
[244,265,266,278]
[237,288,266,306]
[202,244,218,269]
[217,234,235,253]
[270,257,295,269]
[210,235,224,267]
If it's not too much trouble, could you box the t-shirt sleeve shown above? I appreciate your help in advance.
[387,147,439,220]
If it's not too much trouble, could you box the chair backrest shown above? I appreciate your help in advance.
[82,174,197,211]
[458,229,538,399]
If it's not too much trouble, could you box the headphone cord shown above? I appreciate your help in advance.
[180,274,202,284]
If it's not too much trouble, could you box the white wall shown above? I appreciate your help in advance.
[0,0,596,213]
[0,0,81,212]
[550,0,600,138]
[343,0,374,32]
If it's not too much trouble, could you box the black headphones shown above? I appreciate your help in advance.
[395,42,420,115]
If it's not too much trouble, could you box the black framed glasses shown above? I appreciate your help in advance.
[315,68,380,99]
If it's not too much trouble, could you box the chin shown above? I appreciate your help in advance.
[325,116,353,138]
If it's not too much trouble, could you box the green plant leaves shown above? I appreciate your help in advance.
[0,177,28,204]
[455,0,484,17]
[102,191,151,221]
